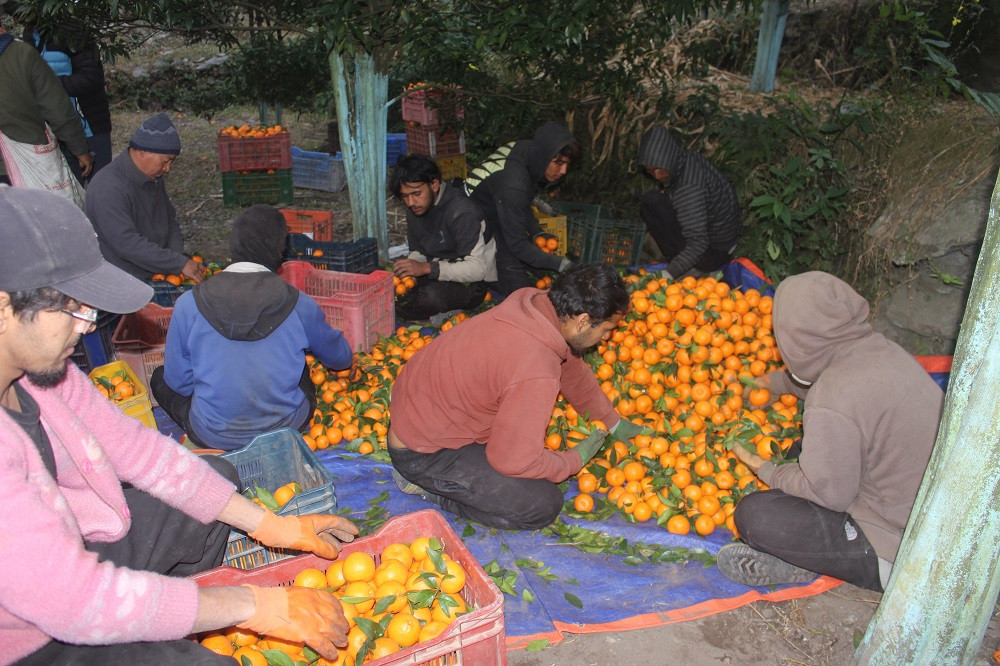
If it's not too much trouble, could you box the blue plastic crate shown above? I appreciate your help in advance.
[70,311,119,373]
[386,132,407,167]
[149,281,192,307]
[221,428,338,569]
[291,146,346,192]
[284,233,379,274]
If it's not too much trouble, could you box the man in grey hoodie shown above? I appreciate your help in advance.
[636,126,741,278]
[716,272,944,591]
[467,121,578,296]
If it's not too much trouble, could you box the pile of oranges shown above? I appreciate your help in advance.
[534,235,560,253]
[306,270,798,539]
[219,124,285,139]
[393,275,417,296]
[151,255,222,286]
[534,274,554,290]
[92,370,137,403]
[199,538,470,664]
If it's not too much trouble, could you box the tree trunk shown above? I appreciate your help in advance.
[853,170,1000,662]
[330,51,388,260]
[750,0,789,93]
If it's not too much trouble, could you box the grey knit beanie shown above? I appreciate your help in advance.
[129,112,181,155]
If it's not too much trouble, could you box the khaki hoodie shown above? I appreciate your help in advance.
[758,272,944,562]
[390,288,619,483]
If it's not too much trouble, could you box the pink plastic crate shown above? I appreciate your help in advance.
[278,261,394,353]
[112,303,173,407]
[405,125,465,158]
[217,131,292,172]
[192,509,507,666]
[401,89,465,126]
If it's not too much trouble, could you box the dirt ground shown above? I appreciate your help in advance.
[508,582,1000,665]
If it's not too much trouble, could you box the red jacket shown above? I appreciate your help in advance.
[390,288,618,482]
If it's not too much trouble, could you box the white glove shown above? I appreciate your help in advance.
[660,265,674,280]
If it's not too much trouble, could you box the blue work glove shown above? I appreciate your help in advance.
[574,428,610,466]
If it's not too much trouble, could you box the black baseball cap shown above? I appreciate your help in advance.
[0,186,152,313]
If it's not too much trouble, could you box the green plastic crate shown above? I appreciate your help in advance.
[221,169,294,207]
[566,216,647,266]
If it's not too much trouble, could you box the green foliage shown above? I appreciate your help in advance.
[104,60,240,116]
[227,37,331,111]
[706,93,884,281]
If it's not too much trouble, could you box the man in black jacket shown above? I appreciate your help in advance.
[467,121,577,296]
[390,155,496,321]
[637,126,741,278]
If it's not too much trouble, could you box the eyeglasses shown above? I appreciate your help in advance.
[58,305,99,325]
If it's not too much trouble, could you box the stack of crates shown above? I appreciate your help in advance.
[553,201,647,267]
[112,303,173,407]
[402,85,468,181]
[218,127,293,207]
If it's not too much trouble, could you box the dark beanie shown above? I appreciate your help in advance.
[129,112,181,155]
[230,205,288,271]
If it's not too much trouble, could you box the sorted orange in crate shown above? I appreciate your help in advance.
[192,509,506,665]
[217,126,291,172]
[88,361,156,429]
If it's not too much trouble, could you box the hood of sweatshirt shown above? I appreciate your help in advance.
[526,122,575,185]
[773,272,872,385]
[193,267,299,341]
[637,126,687,185]
[492,288,572,360]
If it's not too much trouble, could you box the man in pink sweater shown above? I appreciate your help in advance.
[388,263,644,529]
[0,186,358,665]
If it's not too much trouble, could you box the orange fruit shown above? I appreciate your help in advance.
[369,637,400,659]
[382,542,414,569]
[374,559,410,586]
[573,493,595,513]
[342,580,375,614]
[374,580,409,613]
[293,567,328,589]
[666,514,691,534]
[410,536,434,561]
[199,633,234,656]
[386,612,421,647]
[694,514,716,535]
[342,551,376,582]
[223,627,259,647]
[273,484,297,507]
[326,560,346,589]
[231,646,267,666]
[440,558,467,594]
[418,620,449,642]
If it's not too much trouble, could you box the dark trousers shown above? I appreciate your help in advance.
[493,247,543,297]
[395,276,488,322]
[150,364,316,448]
[61,132,113,186]
[734,490,884,592]
[16,456,239,665]
[389,442,564,530]
[639,189,733,273]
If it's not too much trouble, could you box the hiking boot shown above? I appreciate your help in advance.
[391,469,424,496]
[716,542,817,586]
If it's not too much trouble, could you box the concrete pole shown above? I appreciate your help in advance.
[749,0,790,94]
[854,170,1000,662]
[330,52,389,259]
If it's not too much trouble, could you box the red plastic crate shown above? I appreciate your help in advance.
[401,89,465,126]
[112,303,173,407]
[280,209,334,242]
[405,125,465,158]
[192,509,507,666]
[217,131,292,172]
[278,261,394,353]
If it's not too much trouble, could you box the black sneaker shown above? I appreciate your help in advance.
[390,469,424,495]
[716,543,817,586]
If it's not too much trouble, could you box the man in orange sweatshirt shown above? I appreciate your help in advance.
[387,263,644,529]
